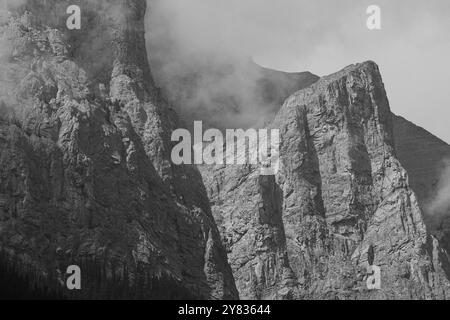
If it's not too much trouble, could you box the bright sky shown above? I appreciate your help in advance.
[149,0,450,143]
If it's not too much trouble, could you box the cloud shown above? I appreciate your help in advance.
[427,159,450,217]
[145,0,450,142]
[1,0,449,143]
[0,0,137,122]
[146,0,323,130]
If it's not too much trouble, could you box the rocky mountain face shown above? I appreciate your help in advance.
[1,0,450,301]
[201,61,450,299]
[0,0,237,299]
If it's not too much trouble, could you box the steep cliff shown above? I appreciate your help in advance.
[0,0,237,299]
[202,61,450,299]
[1,0,449,301]
[393,115,450,253]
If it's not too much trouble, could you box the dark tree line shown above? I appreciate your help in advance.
[0,250,63,300]
[0,250,202,300]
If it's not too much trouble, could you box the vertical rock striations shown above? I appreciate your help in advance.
[202,61,450,299]
[1,0,449,300]
[0,0,237,299]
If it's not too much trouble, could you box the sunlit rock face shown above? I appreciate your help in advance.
[1,0,450,301]
[202,62,450,299]
[0,0,238,299]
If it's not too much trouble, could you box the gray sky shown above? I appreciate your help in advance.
[148,0,450,143]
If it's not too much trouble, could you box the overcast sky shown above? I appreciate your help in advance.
[148,0,450,143]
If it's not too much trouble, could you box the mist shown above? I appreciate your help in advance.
[0,0,143,122]
[428,159,450,218]
[1,0,449,142]
[145,0,450,143]
[146,0,320,131]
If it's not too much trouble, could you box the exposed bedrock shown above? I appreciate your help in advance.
[201,61,450,299]
[0,0,237,299]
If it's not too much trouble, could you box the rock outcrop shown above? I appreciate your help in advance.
[0,0,237,299]
[201,61,450,299]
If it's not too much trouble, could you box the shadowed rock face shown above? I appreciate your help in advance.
[0,0,238,299]
[393,115,450,253]
[201,61,450,299]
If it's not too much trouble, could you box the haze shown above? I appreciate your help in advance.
[147,0,450,144]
